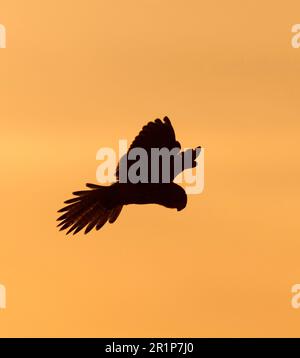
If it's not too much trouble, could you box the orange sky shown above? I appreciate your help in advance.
[0,0,300,337]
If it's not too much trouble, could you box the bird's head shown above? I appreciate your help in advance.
[157,183,187,211]
[175,185,187,211]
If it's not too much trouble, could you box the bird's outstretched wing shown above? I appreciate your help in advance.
[128,116,180,152]
[115,116,181,181]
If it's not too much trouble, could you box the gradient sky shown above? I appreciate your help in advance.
[0,0,300,337]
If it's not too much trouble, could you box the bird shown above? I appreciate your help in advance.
[57,116,200,235]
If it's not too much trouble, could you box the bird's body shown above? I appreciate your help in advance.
[57,117,200,235]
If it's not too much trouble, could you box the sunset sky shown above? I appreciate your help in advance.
[0,0,300,337]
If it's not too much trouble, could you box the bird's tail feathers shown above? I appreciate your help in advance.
[57,183,123,235]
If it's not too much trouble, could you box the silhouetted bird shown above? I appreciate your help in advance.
[57,117,200,235]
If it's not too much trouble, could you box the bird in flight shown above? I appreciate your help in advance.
[57,116,200,235]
